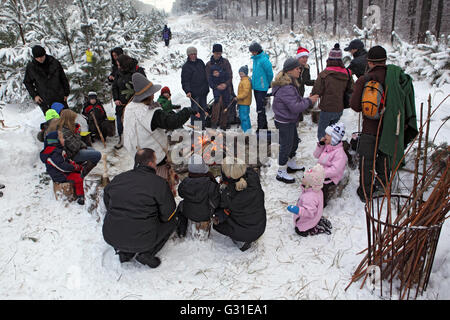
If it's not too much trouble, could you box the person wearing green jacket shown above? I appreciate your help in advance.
[156,86,181,113]
[350,45,417,202]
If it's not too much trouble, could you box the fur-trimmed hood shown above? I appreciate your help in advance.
[271,71,300,88]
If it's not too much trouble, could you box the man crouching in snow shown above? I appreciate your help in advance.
[123,73,199,195]
[102,148,178,268]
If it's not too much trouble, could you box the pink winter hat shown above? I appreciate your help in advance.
[302,164,325,191]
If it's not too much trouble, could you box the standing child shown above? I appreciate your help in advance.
[40,130,86,205]
[313,122,348,207]
[157,86,181,113]
[82,92,108,142]
[177,155,220,237]
[236,65,252,133]
[286,164,332,236]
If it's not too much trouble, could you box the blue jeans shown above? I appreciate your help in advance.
[317,111,343,141]
[254,90,268,130]
[116,105,124,136]
[238,105,251,133]
[73,147,102,164]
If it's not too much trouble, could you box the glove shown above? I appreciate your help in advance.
[319,140,325,146]
[72,163,83,172]
[287,205,299,215]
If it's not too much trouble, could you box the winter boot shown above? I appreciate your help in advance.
[239,242,252,252]
[0,184,5,189]
[116,251,135,263]
[77,196,85,205]
[318,217,333,232]
[114,135,123,149]
[294,227,309,237]
[81,161,96,178]
[276,165,295,184]
[287,157,305,173]
[136,253,161,268]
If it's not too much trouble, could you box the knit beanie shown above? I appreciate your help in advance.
[283,57,301,72]
[328,43,343,60]
[88,91,97,99]
[161,86,171,95]
[32,45,46,58]
[239,65,249,76]
[325,122,346,146]
[45,109,60,121]
[249,42,263,53]
[212,43,223,53]
[296,47,310,59]
[186,46,197,56]
[367,45,387,62]
[222,157,248,191]
[188,154,209,174]
[302,164,325,191]
[51,102,65,115]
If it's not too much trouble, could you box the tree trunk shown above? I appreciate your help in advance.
[333,0,337,36]
[279,0,283,24]
[285,0,288,19]
[291,0,294,30]
[324,0,328,32]
[417,0,432,43]
[266,0,269,19]
[435,0,444,37]
[308,0,312,25]
[391,0,397,43]
[272,0,275,21]
[408,0,418,42]
[296,0,299,13]
[357,0,363,28]
[256,0,259,16]
[313,0,316,22]
[251,0,253,17]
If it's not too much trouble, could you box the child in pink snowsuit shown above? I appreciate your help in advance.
[287,164,332,236]
[313,122,348,207]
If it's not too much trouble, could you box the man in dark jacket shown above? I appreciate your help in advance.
[344,39,368,79]
[102,148,177,268]
[205,44,238,126]
[350,45,389,202]
[23,45,70,114]
[162,25,172,46]
[181,46,210,129]
[295,46,315,121]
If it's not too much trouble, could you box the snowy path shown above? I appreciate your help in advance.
[0,15,449,300]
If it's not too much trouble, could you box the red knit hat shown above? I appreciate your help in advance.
[161,86,171,95]
[296,47,309,59]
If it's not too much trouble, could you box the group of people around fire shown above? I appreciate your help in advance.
[22,27,417,268]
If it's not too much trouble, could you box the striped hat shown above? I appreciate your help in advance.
[328,43,343,60]
[296,47,309,59]
[325,122,346,146]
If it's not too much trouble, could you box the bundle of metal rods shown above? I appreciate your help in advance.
[345,94,450,299]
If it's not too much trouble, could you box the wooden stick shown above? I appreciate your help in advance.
[91,112,106,148]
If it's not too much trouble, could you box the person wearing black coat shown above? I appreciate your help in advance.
[176,155,220,237]
[344,39,368,79]
[108,47,124,83]
[23,45,70,114]
[112,54,146,149]
[102,148,177,268]
[213,162,266,252]
[181,46,210,128]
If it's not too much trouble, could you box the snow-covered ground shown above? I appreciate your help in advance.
[0,15,449,300]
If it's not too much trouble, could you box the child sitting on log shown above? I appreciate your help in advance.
[176,154,220,237]
[287,164,332,236]
[82,92,108,142]
[40,130,86,205]
[157,86,181,113]
[313,122,348,207]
